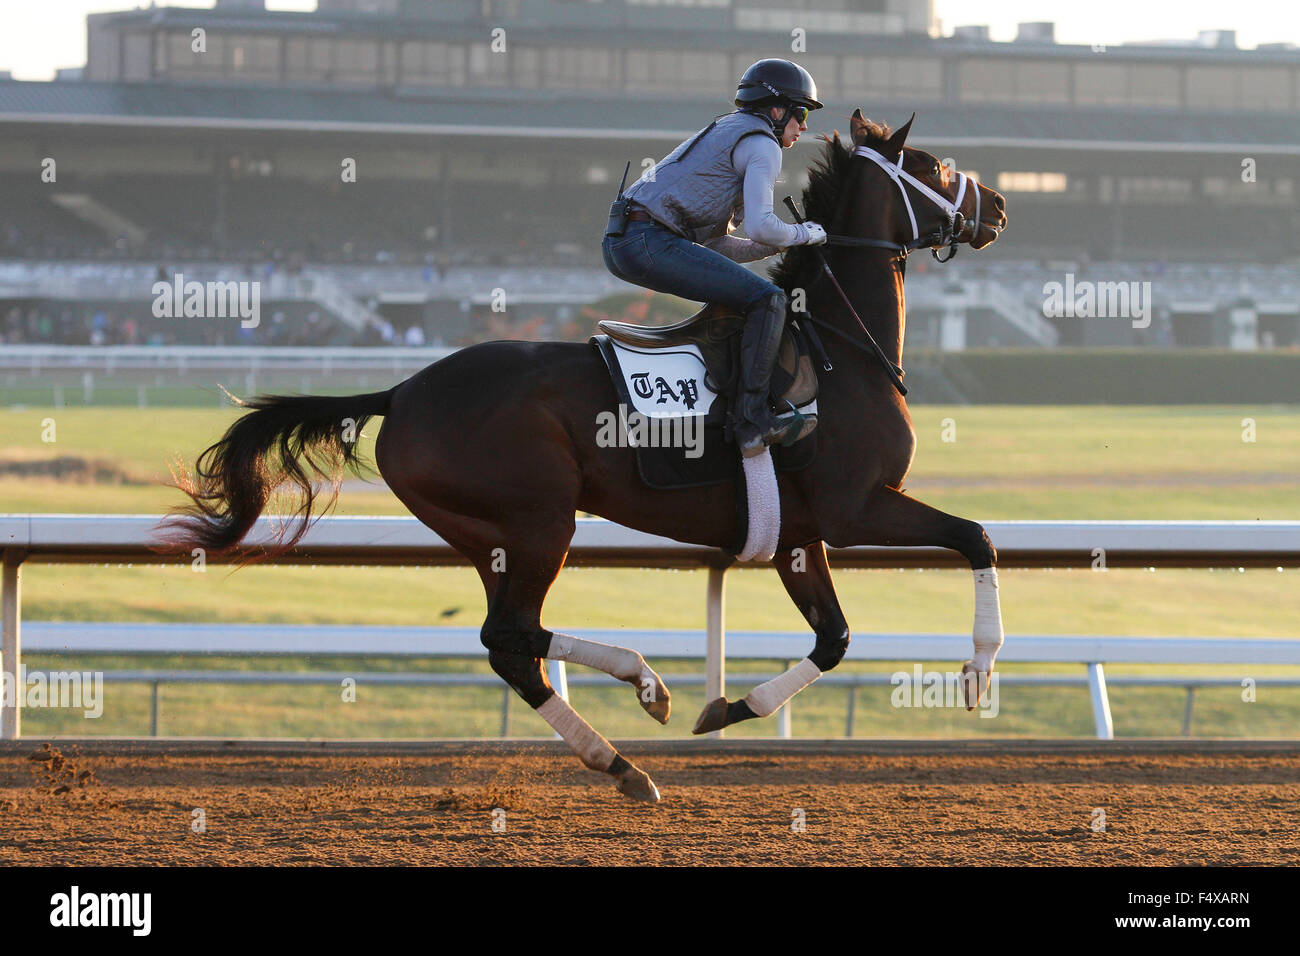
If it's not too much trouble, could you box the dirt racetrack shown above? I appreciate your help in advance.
[2,739,1298,866]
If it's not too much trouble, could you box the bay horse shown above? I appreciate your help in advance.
[161,110,1009,803]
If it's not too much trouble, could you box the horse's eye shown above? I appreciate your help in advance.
[932,163,940,176]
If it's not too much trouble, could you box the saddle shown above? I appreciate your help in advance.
[595,302,819,427]
[589,303,821,534]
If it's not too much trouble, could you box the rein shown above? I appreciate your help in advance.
[783,195,907,396]
[800,309,902,373]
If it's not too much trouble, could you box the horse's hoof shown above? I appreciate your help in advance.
[692,696,729,735]
[960,661,993,710]
[615,765,660,803]
[634,671,671,725]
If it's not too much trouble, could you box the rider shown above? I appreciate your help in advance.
[602,58,829,457]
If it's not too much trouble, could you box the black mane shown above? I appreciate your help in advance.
[768,118,893,294]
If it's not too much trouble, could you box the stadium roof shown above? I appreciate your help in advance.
[87,5,1300,65]
[3,79,1300,154]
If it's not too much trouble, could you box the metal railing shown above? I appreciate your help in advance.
[17,623,1300,739]
[3,514,1299,740]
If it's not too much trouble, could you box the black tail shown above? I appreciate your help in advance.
[158,387,395,561]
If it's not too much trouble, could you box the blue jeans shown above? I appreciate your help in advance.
[602,220,780,313]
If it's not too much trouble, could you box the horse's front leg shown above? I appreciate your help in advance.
[836,484,1003,708]
[693,541,849,734]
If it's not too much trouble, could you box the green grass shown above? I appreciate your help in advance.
[903,404,1300,519]
[2,403,1296,517]
[16,563,1300,638]
[4,403,1299,738]
[0,403,401,515]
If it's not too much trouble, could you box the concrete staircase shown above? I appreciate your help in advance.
[49,193,147,245]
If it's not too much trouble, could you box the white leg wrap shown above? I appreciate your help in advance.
[546,632,652,686]
[536,695,617,772]
[743,658,822,718]
[972,567,1004,671]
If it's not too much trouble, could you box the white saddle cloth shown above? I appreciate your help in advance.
[603,337,809,564]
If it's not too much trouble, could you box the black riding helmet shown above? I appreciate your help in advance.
[735,59,823,110]
[735,59,823,139]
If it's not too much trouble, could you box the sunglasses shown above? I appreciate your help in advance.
[788,105,810,124]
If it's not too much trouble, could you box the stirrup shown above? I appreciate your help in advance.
[772,402,817,447]
[739,403,817,458]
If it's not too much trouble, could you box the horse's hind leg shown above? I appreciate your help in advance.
[382,456,664,799]
[544,633,670,724]
[694,541,848,734]
[470,520,670,726]
[474,524,662,803]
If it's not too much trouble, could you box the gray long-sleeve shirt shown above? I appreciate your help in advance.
[703,134,810,264]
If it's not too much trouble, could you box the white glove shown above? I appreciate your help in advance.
[801,222,828,246]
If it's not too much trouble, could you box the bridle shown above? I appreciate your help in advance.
[782,143,987,395]
[822,145,980,263]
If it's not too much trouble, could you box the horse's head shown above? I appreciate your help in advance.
[770,112,1009,300]
[843,109,1007,255]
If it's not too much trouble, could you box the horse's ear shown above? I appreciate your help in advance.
[849,108,870,146]
[884,113,915,156]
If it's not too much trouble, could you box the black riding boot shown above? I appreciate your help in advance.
[735,291,818,458]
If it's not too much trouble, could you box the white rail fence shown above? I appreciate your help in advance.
[17,622,1300,740]
[3,516,1299,741]
[0,345,457,373]
[0,345,462,408]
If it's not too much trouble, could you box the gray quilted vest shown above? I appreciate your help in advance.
[623,110,780,244]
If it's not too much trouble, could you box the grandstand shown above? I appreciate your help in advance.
[1,0,1298,348]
